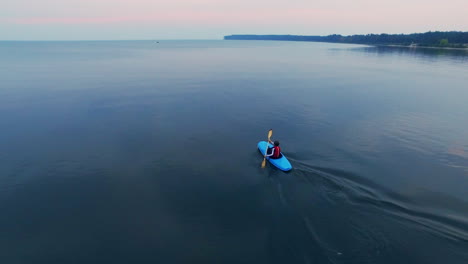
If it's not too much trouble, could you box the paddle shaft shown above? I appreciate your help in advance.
[262,129,273,168]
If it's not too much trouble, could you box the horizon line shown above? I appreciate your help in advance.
[2,30,466,42]
[0,39,222,42]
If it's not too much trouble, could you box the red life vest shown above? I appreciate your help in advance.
[273,146,281,158]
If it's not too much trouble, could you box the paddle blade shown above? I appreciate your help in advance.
[261,157,266,168]
[268,129,273,140]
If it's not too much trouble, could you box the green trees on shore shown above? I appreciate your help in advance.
[224,31,468,48]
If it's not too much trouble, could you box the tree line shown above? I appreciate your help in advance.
[224,31,468,48]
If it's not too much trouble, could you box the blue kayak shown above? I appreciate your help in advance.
[257,141,292,171]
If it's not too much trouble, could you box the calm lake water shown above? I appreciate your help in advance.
[1,40,467,264]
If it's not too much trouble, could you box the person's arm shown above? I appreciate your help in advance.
[266,140,275,156]
[266,147,274,157]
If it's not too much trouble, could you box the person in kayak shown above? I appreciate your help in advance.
[266,140,282,159]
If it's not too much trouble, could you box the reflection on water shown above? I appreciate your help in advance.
[351,45,468,63]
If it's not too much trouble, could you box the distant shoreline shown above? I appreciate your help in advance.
[224,32,468,50]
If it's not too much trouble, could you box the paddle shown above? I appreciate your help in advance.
[261,129,273,168]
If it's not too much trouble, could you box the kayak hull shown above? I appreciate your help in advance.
[257,141,292,171]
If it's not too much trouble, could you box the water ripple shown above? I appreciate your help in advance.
[291,162,468,256]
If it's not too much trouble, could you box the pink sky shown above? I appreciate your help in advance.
[2,0,467,40]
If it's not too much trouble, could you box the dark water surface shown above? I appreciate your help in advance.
[1,40,467,263]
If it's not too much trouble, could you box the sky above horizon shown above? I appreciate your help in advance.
[2,0,467,40]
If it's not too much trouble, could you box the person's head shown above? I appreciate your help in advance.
[274,140,280,146]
